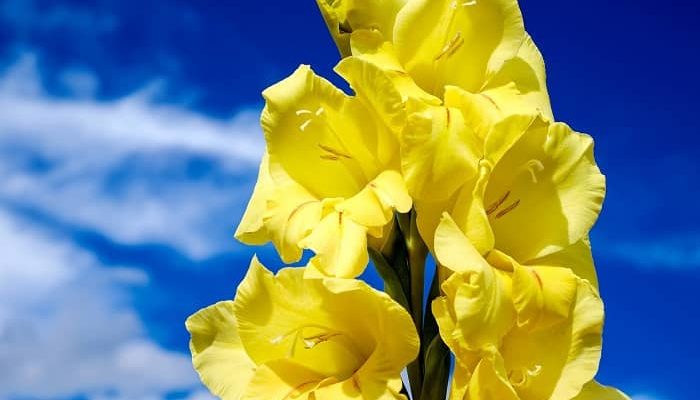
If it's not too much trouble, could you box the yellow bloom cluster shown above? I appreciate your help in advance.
[187,0,628,399]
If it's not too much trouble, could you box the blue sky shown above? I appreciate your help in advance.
[0,0,697,399]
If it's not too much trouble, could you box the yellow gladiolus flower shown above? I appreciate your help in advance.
[317,0,553,122]
[408,102,604,285]
[235,59,413,278]
[186,257,419,400]
[431,214,627,400]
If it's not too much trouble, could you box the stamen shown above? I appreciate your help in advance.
[462,0,477,5]
[296,109,313,116]
[315,106,325,116]
[303,333,341,349]
[320,154,339,161]
[434,32,464,60]
[300,120,313,132]
[318,143,352,159]
[270,335,285,345]
[526,160,545,183]
[495,200,520,219]
[486,190,511,215]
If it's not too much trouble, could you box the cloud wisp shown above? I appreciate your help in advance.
[0,209,200,399]
[0,54,264,259]
[0,52,265,399]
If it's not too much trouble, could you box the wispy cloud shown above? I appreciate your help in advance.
[633,395,665,400]
[599,234,700,269]
[0,209,199,399]
[0,51,265,398]
[0,53,264,258]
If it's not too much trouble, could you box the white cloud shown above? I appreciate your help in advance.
[600,234,700,269]
[0,50,264,398]
[633,395,665,400]
[0,208,201,399]
[0,53,264,258]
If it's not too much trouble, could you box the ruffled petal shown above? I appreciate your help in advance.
[185,301,256,400]
[337,170,412,229]
[315,0,409,57]
[242,359,325,400]
[500,278,603,400]
[262,65,383,199]
[527,237,599,290]
[302,210,370,278]
[262,170,323,263]
[484,33,554,121]
[401,103,480,202]
[393,0,525,97]
[572,381,631,400]
[484,122,606,262]
[235,153,272,245]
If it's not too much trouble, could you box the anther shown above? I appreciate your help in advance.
[296,109,313,116]
[486,190,511,215]
[495,200,520,219]
[318,143,352,159]
[315,107,325,116]
[462,0,477,5]
[434,32,464,60]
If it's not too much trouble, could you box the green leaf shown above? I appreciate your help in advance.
[369,248,410,311]
[420,334,451,400]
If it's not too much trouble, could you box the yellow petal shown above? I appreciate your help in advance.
[450,160,495,255]
[235,153,272,245]
[335,55,406,138]
[302,210,369,278]
[572,381,631,400]
[348,29,441,105]
[484,122,606,262]
[414,196,452,252]
[434,212,490,274]
[401,104,480,202]
[234,258,418,390]
[321,278,419,383]
[527,238,599,290]
[468,352,519,400]
[234,258,364,378]
[262,171,323,263]
[337,170,412,229]
[262,65,384,200]
[500,278,603,400]
[415,161,492,255]
[316,0,352,57]
[185,301,256,400]
[242,359,325,400]
[447,360,471,400]
[315,0,409,57]
[484,33,554,121]
[393,0,525,97]
[443,84,538,149]
[511,264,578,330]
[312,377,362,399]
[433,215,515,352]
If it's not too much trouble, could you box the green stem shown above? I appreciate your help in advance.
[405,211,428,399]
